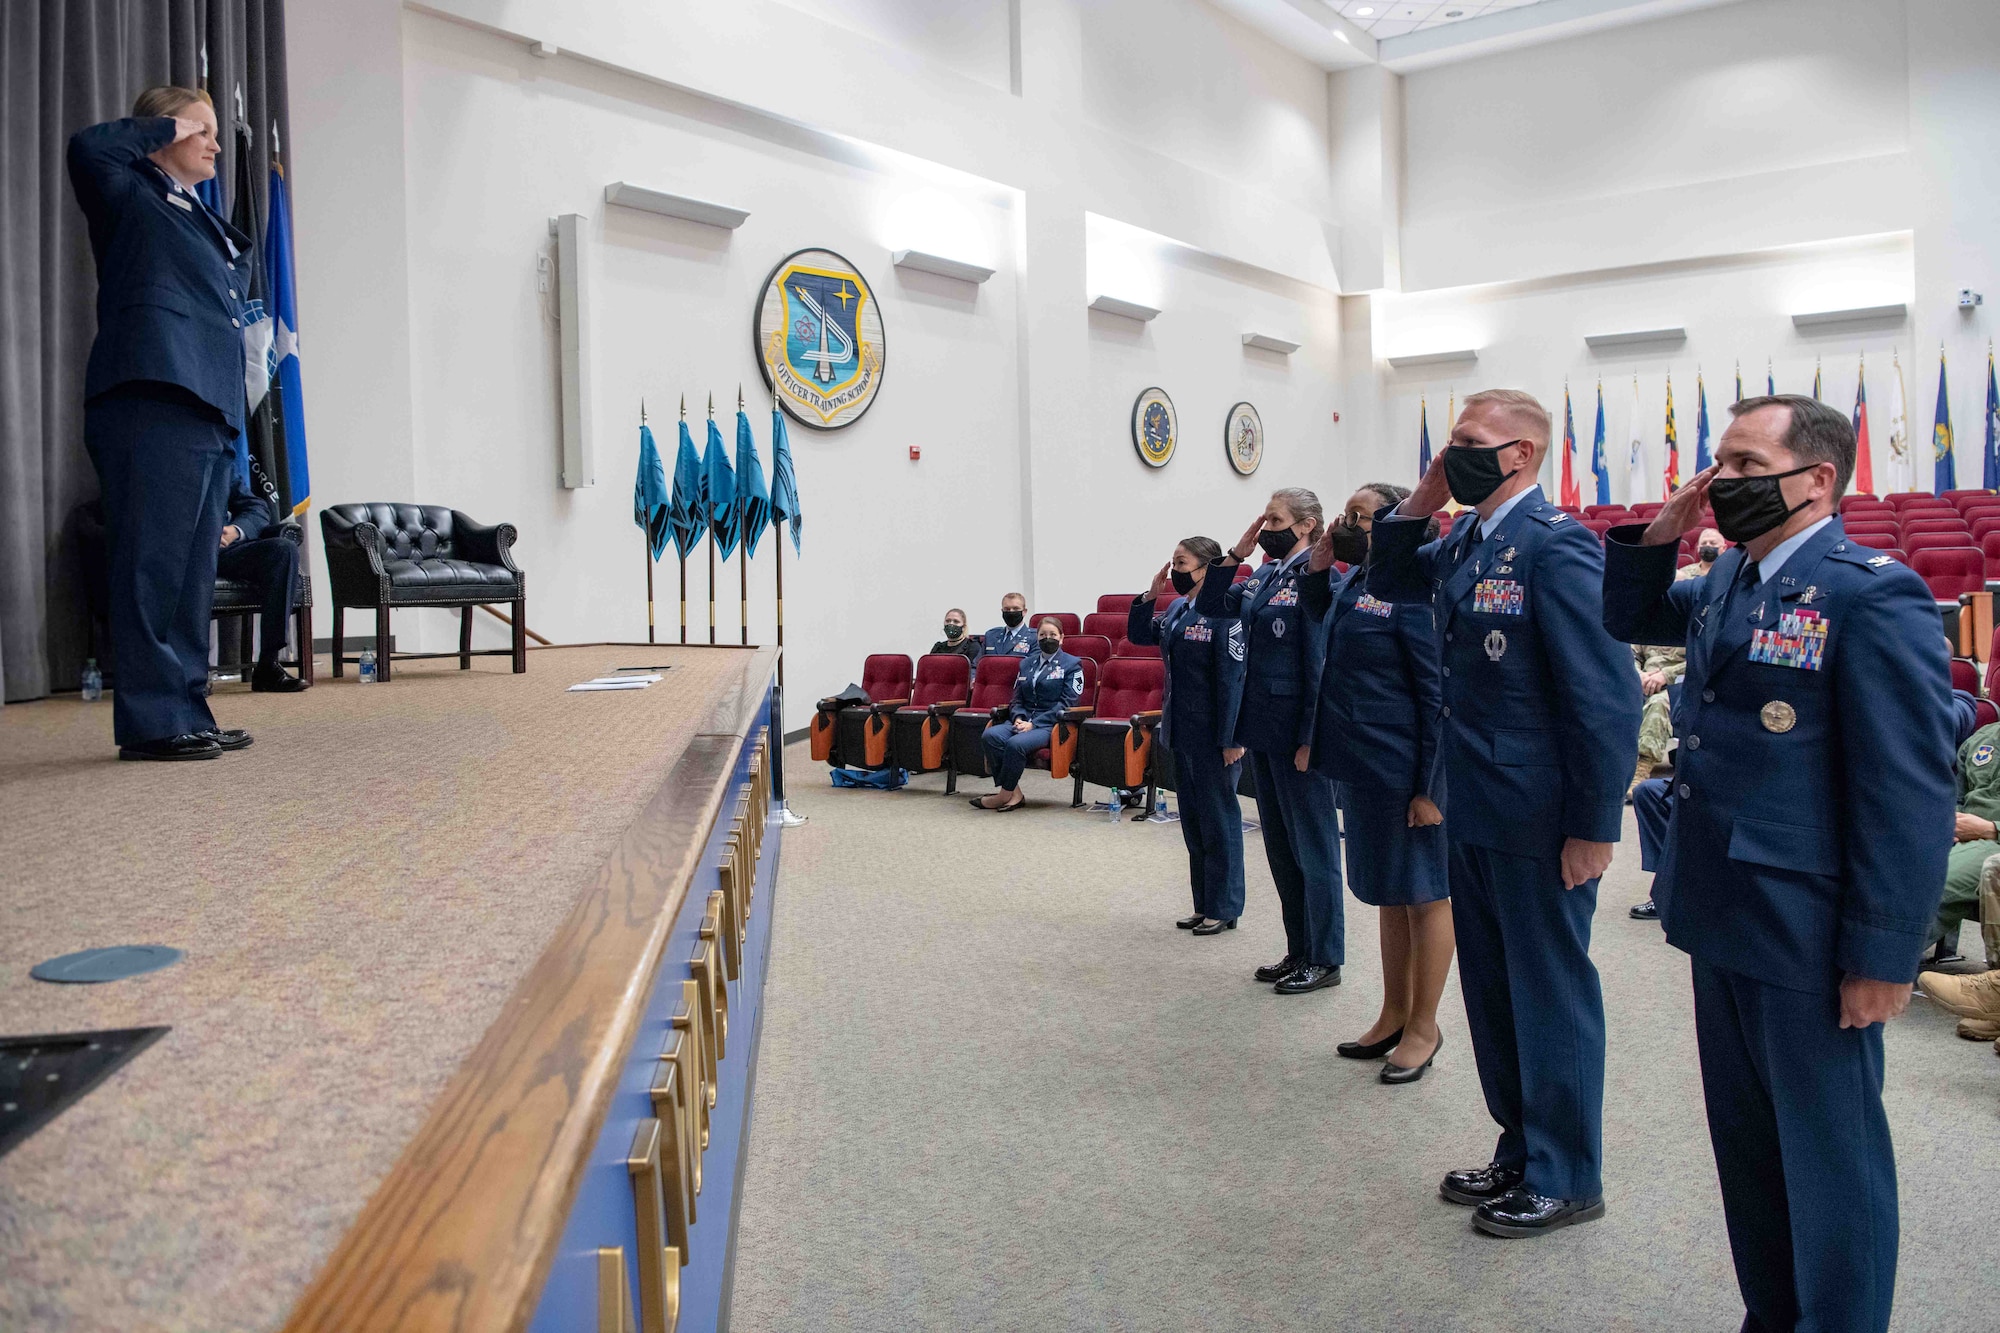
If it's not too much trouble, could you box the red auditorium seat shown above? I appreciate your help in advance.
[1981,532,2000,582]
[1632,502,1665,518]
[1971,514,2000,541]
[1912,548,1985,602]
[1950,657,1980,695]
[1898,499,1954,518]
[1028,611,1081,637]
[1676,552,1695,568]
[1580,519,1611,538]
[1961,506,2000,531]
[1232,563,1255,583]
[1847,531,1898,550]
[1081,611,1130,653]
[1886,491,1936,508]
[1986,625,2000,697]
[1943,489,1993,502]
[1098,594,1141,613]
[888,653,971,775]
[1905,531,1975,556]
[1065,634,1112,669]
[1979,698,2000,729]
[1115,638,1161,659]
[945,654,1023,793]
[1583,504,1624,518]
[1075,657,1166,813]
[1903,517,1970,538]
[812,653,912,769]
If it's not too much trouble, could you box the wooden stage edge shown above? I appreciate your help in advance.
[282,643,780,1333]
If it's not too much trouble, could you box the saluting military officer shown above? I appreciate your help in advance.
[1369,389,1639,1237]
[1603,395,1955,1333]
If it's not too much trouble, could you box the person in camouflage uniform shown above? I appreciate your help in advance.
[1915,725,2000,1049]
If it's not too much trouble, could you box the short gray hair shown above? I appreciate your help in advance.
[1268,486,1325,539]
[1728,394,1855,496]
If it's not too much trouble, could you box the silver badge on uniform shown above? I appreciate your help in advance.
[1272,618,1286,638]
[1484,629,1507,662]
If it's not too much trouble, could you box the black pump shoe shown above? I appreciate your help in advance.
[1191,918,1236,935]
[1381,1033,1441,1085]
[1176,914,1205,930]
[1336,1028,1404,1060]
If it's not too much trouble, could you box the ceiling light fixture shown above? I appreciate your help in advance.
[1356,6,1373,15]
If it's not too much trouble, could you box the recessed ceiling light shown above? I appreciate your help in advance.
[1356,6,1373,14]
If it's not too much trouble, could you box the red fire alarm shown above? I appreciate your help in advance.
[909,445,921,461]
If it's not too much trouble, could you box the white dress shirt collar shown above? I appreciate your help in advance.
[1749,516,1833,585]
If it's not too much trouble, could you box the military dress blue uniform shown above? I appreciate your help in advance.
[1196,550,1344,969]
[1604,517,1954,1333]
[1370,485,1639,1206]
[68,116,256,747]
[1129,591,1248,921]
[981,647,1086,791]
[1301,563,1447,906]
[981,622,1038,657]
[215,475,300,672]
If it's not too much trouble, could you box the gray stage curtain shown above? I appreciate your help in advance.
[0,0,292,704]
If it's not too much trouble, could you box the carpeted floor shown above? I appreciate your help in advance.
[733,749,2000,1332]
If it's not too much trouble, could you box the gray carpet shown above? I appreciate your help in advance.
[733,749,2000,1332]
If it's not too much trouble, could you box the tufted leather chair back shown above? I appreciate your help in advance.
[323,503,460,562]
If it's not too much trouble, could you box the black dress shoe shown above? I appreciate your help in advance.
[1629,899,1659,921]
[1191,918,1236,935]
[198,728,254,752]
[1381,1032,1441,1085]
[1472,1187,1606,1238]
[1253,955,1299,984]
[1274,963,1341,994]
[1176,913,1205,930]
[1439,1162,1525,1206]
[251,664,310,692]
[118,734,221,762]
[1336,1028,1404,1060]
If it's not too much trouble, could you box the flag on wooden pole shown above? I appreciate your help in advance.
[1934,347,1956,494]
[1694,371,1712,473]
[1590,380,1610,504]
[1560,383,1579,507]
[1662,373,1680,496]
[1626,376,1646,504]
[1852,357,1875,497]
[1888,352,1913,494]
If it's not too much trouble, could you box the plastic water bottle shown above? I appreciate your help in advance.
[359,649,377,684]
[80,658,102,702]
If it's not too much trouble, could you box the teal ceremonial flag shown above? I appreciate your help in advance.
[1590,381,1610,504]
[1694,374,1712,473]
[634,422,670,560]
[734,407,771,558]
[669,420,703,560]
[1934,350,1956,493]
[769,407,802,555]
[1985,345,1999,492]
[704,415,739,559]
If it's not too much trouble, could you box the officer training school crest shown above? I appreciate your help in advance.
[1132,387,1178,468]
[755,248,885,430]
[1225,401,1263,475]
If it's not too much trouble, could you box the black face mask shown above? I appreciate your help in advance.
[1170,569,1196,595]
[1708,463,1818,544]
[1002,609,1024,627]
[1697,545,1721,564]
[1257,527,1299,561]
[1443,443,1521,507]
[1327,517,1370,566]
[943,623,963,640]
[1038,636,1060,654]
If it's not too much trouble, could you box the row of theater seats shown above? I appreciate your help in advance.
[807,589,1256,813]
[1834,489,2000,601]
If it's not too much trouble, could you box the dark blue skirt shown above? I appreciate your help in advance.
[1337,781,1449,906]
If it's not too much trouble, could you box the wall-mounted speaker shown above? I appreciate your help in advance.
[552,212,595,489]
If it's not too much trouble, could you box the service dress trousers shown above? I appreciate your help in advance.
[1173,745,1245,921]
[1250,750,1344,968]
[982,723,1053,791]
[215,535,300,668]
[85,383,234,745]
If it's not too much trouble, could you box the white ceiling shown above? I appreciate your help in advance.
[1328,0,1551,40]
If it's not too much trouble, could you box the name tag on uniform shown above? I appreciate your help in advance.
[1472,579,1524,616]
[1749,608,1827,670]
[1183,621,1213,642]
[167,192,193,211]
[1268,586,1299,607]
[1354,594,1394,619]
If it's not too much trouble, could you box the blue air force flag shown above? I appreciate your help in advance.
[703,415,739,559]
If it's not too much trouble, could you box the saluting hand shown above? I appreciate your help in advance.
[1402,451,1453,518]
[1642,465,1717,547]
[1147,562,1174,603]
[1307,522,1337,574]
[1228,513,1266,564]
[172,116,208,144]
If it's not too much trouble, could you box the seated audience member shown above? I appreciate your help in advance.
[970,619,1083,812]
[216,472,308,692]
[1921,715,2000,970]
[1917,850,2000,1048]
[1628,777,1672,921]
[1631,641,1684,795]
[931,607,982,665]
[1684,527,1724,579]
[982,591,1036,657]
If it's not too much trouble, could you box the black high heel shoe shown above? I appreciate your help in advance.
[1381,1032,1441,1085]
[1336,1027,1404,1060]
[1176,914,1204,929]
[1190,918,1236,935]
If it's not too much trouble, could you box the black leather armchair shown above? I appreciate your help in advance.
[319,503,526,681]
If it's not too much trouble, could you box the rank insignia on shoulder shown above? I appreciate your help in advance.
[1867,555,1893,567]
[1355,593,1394,618]
[1975,742,1996,768]
[1545,511,1567,523]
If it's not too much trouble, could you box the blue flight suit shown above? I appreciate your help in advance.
[1129,591,1248,921]
[982,648,1086,790]
[1603,518,1954,1333]
[1301,564,1448,906]
[68,116,256,745]
[981,622,1037,657]
[215,476,301,671]
[1196,550,1344,968]
[1370,485,1639,1202]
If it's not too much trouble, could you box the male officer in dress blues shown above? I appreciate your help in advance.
[69,88,259,760]
[971,620,1086,811]
[981,592,1038,657]
[216,472,309,692]
[1370,389,1639,1237]
[1603,395,1954,1333]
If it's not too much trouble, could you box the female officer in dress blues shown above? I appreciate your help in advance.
[971,619,1085,811]
[68,87,257,761]
[1303,484,1454,1084]
[1129,536,1248,935]
[1197,489,1346,995]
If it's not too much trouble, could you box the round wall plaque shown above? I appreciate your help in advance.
[754,248,886,430]
[1131,387,1178,468]
[1225,401,1264,475]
